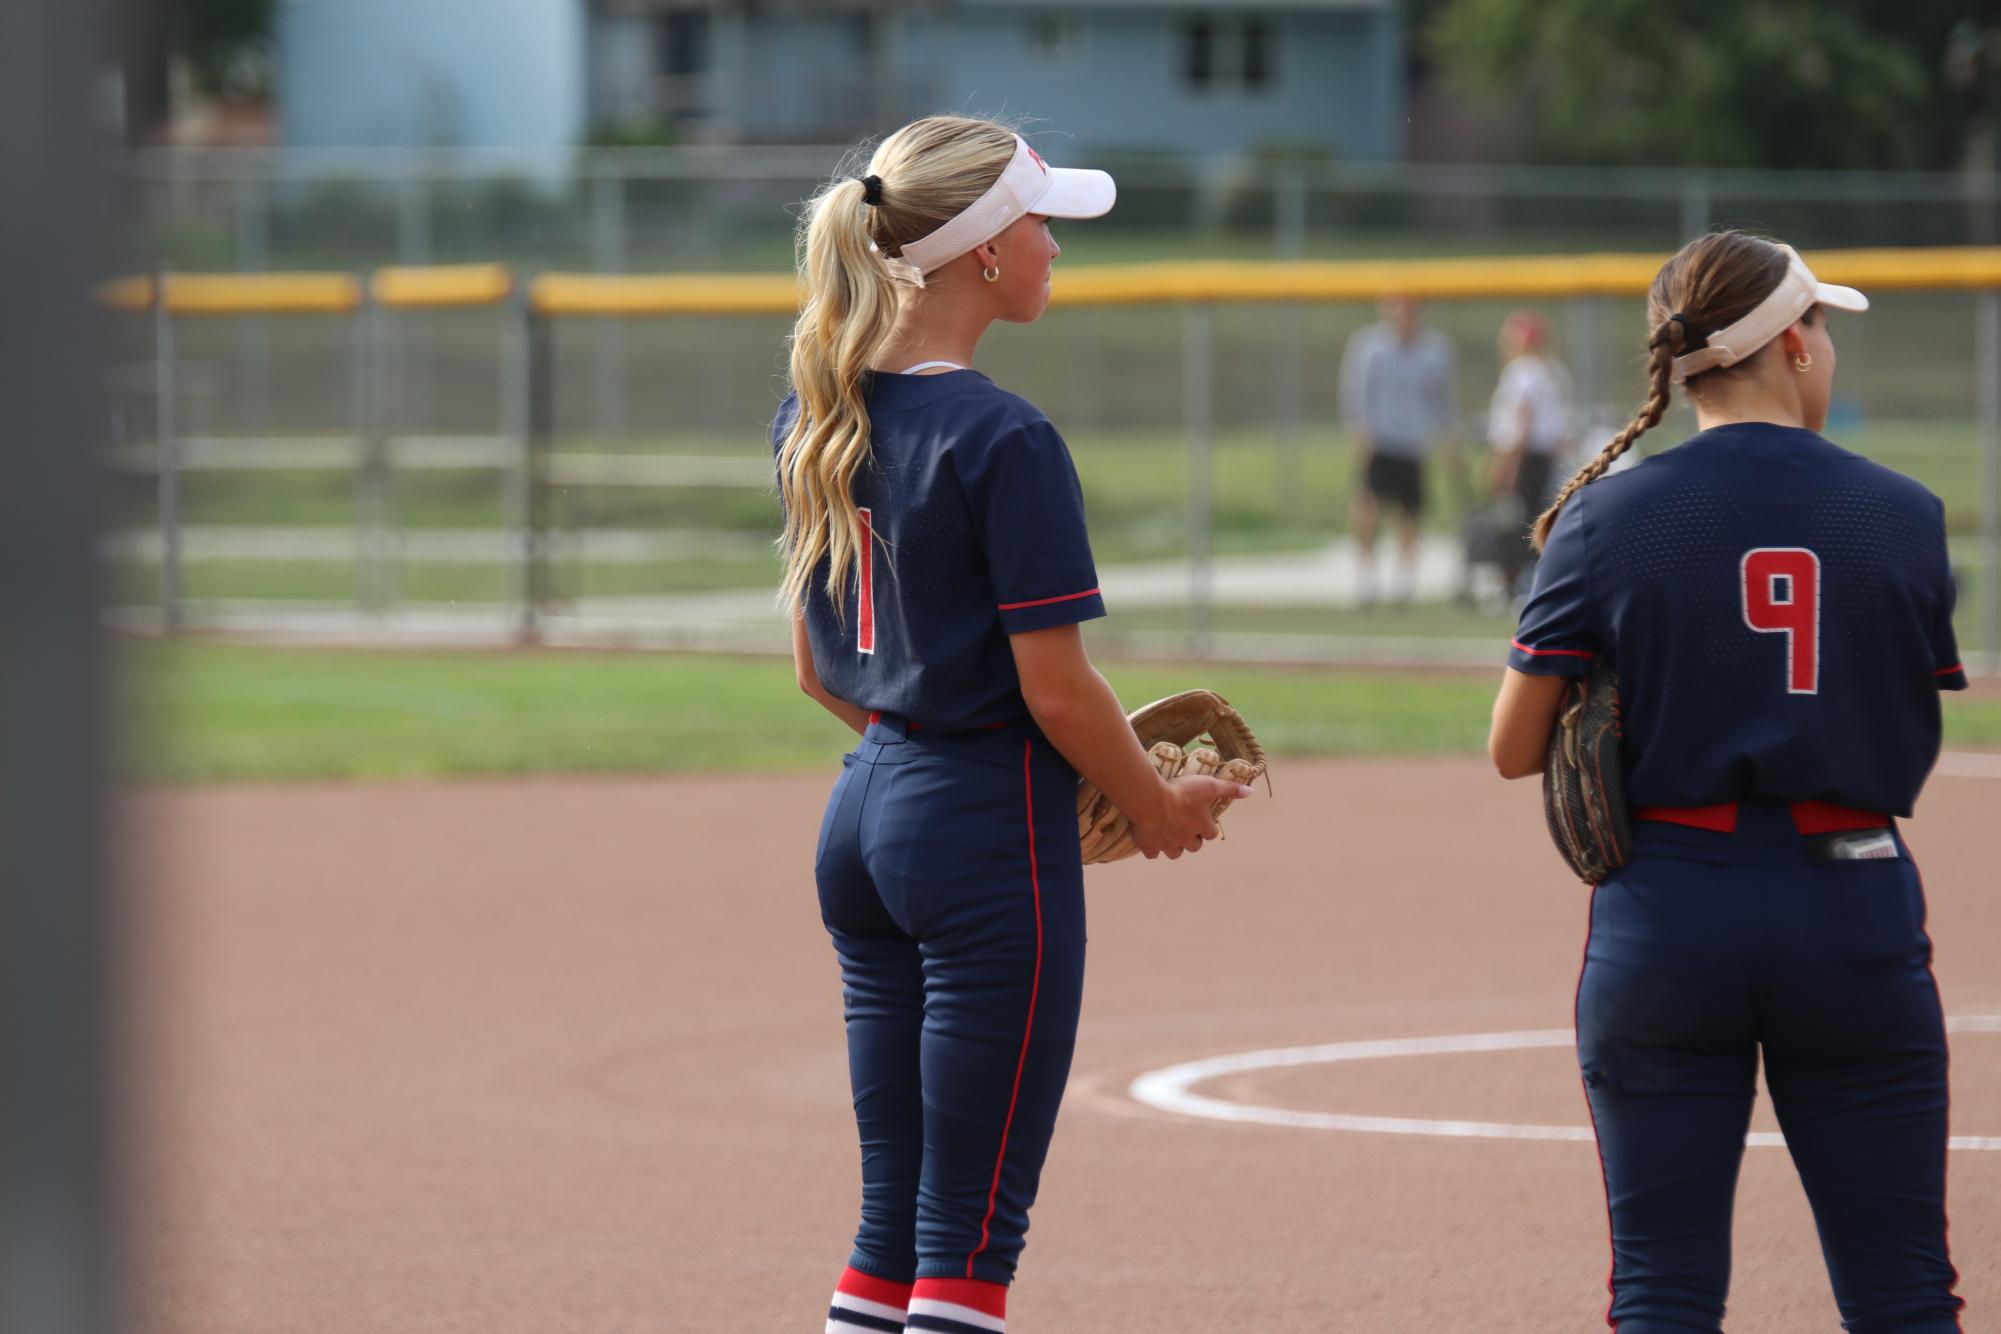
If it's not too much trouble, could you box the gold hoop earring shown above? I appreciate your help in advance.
[1794,353,1812,371]
[982,265,1001,283]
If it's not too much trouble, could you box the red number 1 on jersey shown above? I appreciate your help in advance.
[1740,547,1820,694]
[856,507,876,656]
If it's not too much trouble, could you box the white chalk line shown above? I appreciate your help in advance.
[1128,1016,2001,1151]
[1937,751,2001,780]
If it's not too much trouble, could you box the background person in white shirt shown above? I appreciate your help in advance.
[1485,308,1573,518]
[1338,293,1458,604]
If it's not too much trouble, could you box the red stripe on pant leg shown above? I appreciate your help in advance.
[967,738,1045,1278]
[1576,882,1618,1330]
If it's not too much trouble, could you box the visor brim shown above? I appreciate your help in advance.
[1029,167,1116,220]
[1813,281,1869,313]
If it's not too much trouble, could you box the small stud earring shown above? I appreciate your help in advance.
[1794,353,1813,371]
[982,265,1001,283]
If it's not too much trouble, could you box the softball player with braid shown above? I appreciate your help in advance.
[776,116,1246,1334]
[1490,230,1967,1332]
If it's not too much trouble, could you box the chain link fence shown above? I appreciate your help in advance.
[104,150,2001,671]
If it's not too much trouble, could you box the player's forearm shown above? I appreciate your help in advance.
[1489,667,1567,779]
[793,608,870,736]
[1020,662,1168,827]
[806,679,871,736]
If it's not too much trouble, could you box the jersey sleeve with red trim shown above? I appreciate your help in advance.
[964,420,1106,635]
[1507,491,1596,676]
[1930,503,1968,692]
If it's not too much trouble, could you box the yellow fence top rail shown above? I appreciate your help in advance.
[98,272,364,315]
[530,271,798,316]
[101,247,2001,318]
[372,263,514,309]
[524,247,2001,316]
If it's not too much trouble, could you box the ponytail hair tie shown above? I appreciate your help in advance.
[1667,312,1703,347]
[859,175,884,207]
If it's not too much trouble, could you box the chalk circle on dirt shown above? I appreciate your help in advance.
[1129,1017,2001,1151]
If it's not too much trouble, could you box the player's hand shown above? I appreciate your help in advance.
[1130,775,1252,859]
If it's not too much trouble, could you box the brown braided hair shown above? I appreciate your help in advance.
[1530,231,1798,550]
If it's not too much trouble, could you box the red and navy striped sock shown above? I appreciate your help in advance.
[825,1267,911,1333]
[905,1277,1007,1333]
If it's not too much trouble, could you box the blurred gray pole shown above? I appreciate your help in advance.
[1184,302,1215,655]
[1979,290,2000,674]
[1679,171,1711,239]
[591,162,627,437]
[397,168,431,264]
[155,267,182,632]
[522,308,553,644]
[1,2,115,1334]
[353,288,386,614]
[234,175,271,431]
[1273,169,1306,517]
[1568,296,1603,431]
[503,288,535,627]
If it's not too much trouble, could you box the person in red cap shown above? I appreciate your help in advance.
[1482,307,1574,594]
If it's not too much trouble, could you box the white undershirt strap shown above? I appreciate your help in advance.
[898,360,967,375]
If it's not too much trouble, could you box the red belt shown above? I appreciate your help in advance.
[1633,801,1890,836]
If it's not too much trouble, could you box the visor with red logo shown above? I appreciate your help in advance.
[894,136,1117,276]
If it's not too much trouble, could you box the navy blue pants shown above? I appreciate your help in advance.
[1578,801,1961,1332]
[815,715,1086,1288]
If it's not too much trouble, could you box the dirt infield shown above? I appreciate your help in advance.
[120,757,1999,1333]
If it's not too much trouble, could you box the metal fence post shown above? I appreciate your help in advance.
[1274,168,1307,517]
[234,175,270,432]
[397,168,431,264]
[1979,289,2000,674]
[1568,295,1604,434]
[502,285,535,629]
[1679,171,1712,239]
[591,161,627,437]
[521,304,553,644]
[1185,301,1215,656]
[353,281,390,615]
[154,266,181,632]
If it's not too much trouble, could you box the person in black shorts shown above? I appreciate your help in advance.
[1338,294,1457,603]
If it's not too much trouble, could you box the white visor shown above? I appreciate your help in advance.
[1671,245,1868,382]
[892,135,1116,277]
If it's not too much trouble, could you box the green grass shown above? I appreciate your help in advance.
[119,640,2001,785]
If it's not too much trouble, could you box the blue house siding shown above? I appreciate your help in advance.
[278,1,1400,161]
[279,0,586,149]
[944,7,1401,162]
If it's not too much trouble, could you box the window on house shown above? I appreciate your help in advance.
[1183,18,1215,88]
[1241,19,1271,88]
[1026,14,1082,66]
[1179,15,1275,93]
[657,10,710,78]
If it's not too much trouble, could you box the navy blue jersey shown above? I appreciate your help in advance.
[1510,423,1966,815]
[775,370,1104,730]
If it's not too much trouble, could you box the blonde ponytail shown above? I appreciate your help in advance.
[776,116,1018,614]
[776,175,902,615]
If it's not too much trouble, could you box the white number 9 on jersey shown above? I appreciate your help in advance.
[1740,547,1821,694]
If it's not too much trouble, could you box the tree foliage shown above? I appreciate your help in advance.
[174,0,277,101]
[1424,1,2001,170]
